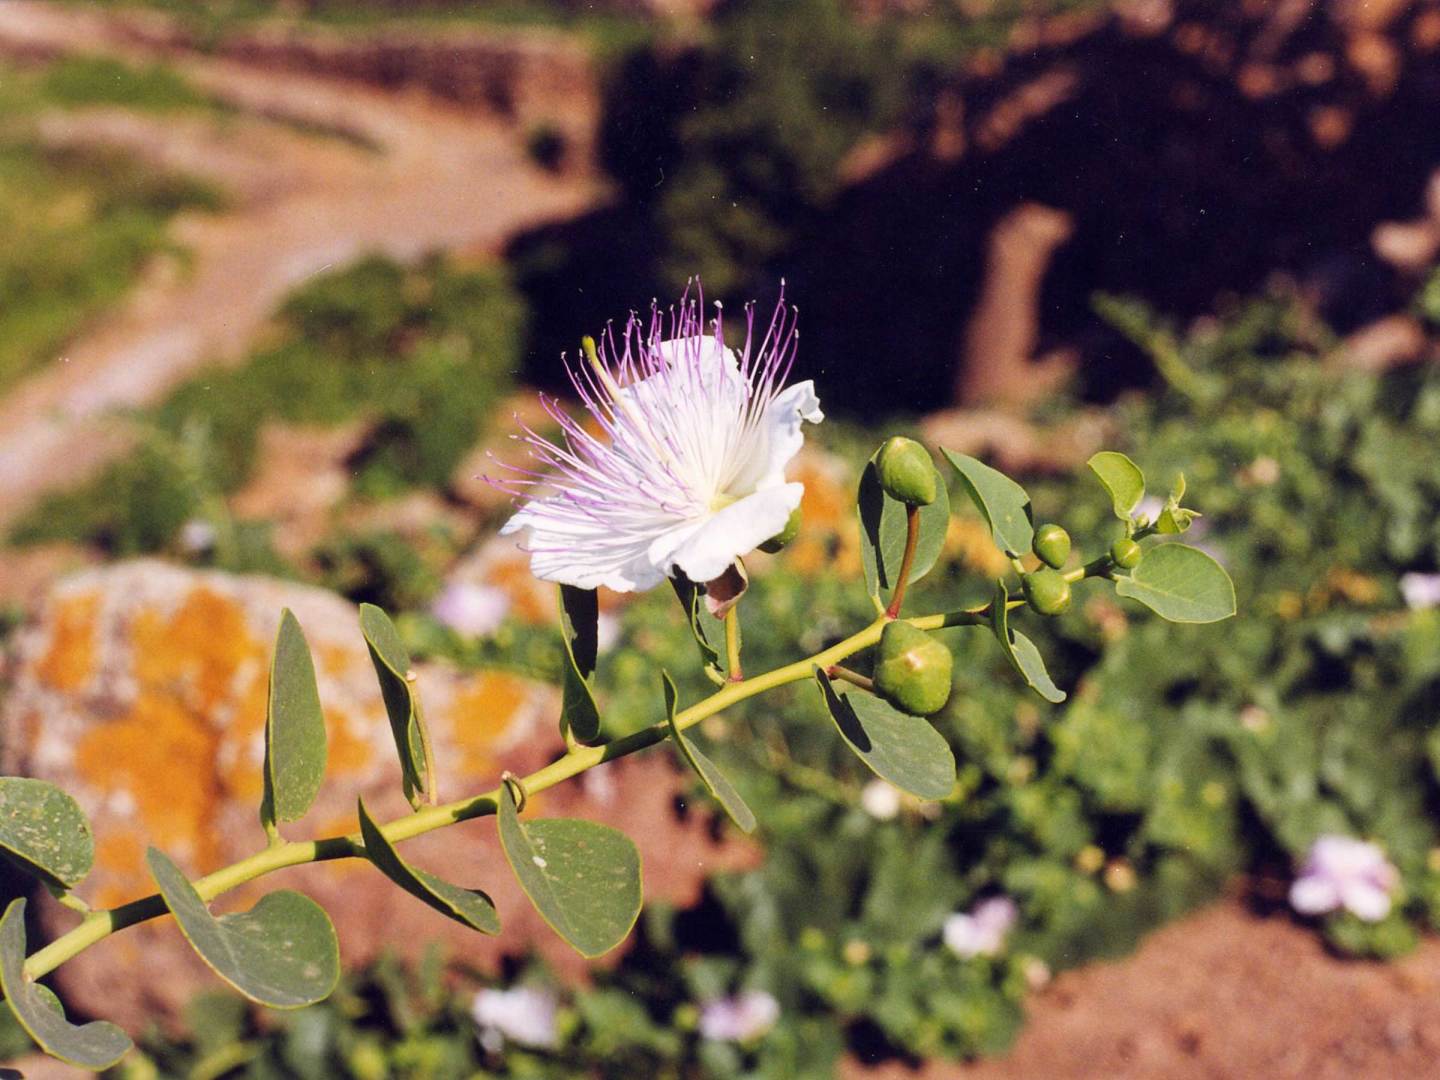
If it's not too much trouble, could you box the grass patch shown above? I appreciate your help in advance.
[10,255,526,555]
[0,141,221,394]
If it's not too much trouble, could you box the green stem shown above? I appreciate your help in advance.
[826,665,874,692]
[724,607,743,681]
[21,592,1055,983]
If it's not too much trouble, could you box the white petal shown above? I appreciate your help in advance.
[503,500,671,593]
[1340,880,1393,923]
[1289,874,1341,916]
[658,483,803,584]
[943,913,984,958]
[727,380,824,495]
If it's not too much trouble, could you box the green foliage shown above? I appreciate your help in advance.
[943,449,1035,557]
[357,800,499,935]
[0,778,93,890]
[815,667,956,798]
[1113,542,1235,623]
[857,449,949,601]
[0,899,131,1069]
[496,785,642,959]
[558,585,602,744]
[147,848,341,1009]
[664,671,757,834]
[261,611,328,829]
[359,603,431,806]
[36,55,218,113]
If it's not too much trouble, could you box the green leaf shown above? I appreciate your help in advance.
[261,610,327,829]
[496,784,641,958]
[941,449,1033,557]
[858,453,951,600]
[1156,472,1198,534]
[147,848,340,1008]
[559,585,602,744]
[1087,451,1147,520]
[0,898,131,1069]
[990,581,1066,703]
[359,603,430,802]
[357,799,499,934]
[670,577,724,677]
[661,672,755,833]
[1114,543,1236,623]
[0,778,93,890]
[813,668,956,800]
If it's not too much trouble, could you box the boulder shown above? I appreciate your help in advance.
[0,561,754,1030]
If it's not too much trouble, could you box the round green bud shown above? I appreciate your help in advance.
[876,436,937,506]
[1022,567,1072,615]
[1110,537,1142,569]
[1032,523,1071,569]
[872,621,953,716]
[758,505,803,553]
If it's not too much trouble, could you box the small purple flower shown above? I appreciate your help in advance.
[944,896,1018,958]
[1401,572,1440,611]
[1289,834,1399,923]
[497,286,822,592]
[471,986,559,1053]
[431,581,510,638]
[698,990,780,1042]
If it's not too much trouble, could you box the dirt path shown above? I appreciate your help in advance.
[849,897,1440,1079]
[0,0,606,529]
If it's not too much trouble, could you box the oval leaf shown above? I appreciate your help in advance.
[357,799,499,934]
[941,449,1033,557]
[261,610,328,828]
[1114,542,1236,623]
[1087,451,1146,520]
[858,454,950,600]
[0,778,93,890]
[0,898,131,1070]
[147,848,340,1008]
[661,672,756,833]
[359,603,430,801]
[559,585,602,744]
[813,668,956,800]
[990,581,1066,703]
[496,784,641,958]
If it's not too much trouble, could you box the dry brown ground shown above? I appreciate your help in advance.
[851,898,1440,1080]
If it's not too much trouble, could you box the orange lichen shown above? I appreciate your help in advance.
[92,833,146,909]
[76,693,222,897]
[36,591,100,691]
[484,557,552,624]
[785,457,862,579]
[446,672,533,780]
[131,588,265,715]
[324,705,376,777]
[946,517,1011,578]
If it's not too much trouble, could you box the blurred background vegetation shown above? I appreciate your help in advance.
[2,0,1440,1076]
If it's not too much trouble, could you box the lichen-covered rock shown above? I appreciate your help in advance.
[1,561,754,1030]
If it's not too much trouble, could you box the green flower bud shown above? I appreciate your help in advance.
[758,506,803,553]
[872,621,953,716]
[1022,567,1071,615]
[1032,523,1071,569]
[876,436,937,506]
[1110,537,1142,569]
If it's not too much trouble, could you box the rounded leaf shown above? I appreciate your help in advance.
[496,785,642,958]
[1088,451,1146,520]
[0,898,132,1069]
[1113,542,1236,623]
[0,778,93,890]
[147,848,340,1008]
[814,668,956,800]
[357,799,499,934]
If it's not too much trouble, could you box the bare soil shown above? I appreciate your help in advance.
[851,897,1440,1079]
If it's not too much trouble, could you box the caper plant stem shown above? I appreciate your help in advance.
[724,607,743,682]
[885,505,921,619]
[826,666,874,692]
[23,580,1103,983]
